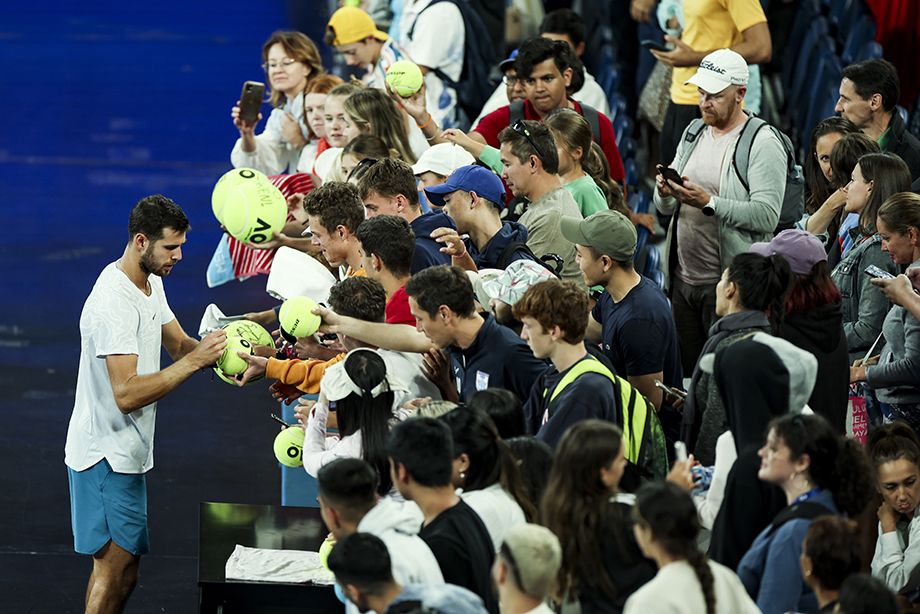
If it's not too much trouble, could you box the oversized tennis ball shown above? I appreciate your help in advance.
[273,427,305,467]
[216,335,253,376]
[211,168,287,244]
[222,320,276,350]
[318,538,335,570]
[278,296,322,343]
[385,60,424,97]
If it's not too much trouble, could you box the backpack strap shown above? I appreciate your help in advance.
[683,118,707,144]
[578,103,602,144]
[731,116,767,193]
[407,0,446,41]
[509,99,525,128]
[770,500,833,531]
[496,240,562,277]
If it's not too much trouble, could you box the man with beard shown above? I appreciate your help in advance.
[64,195,227,614]
[653,49,787,373]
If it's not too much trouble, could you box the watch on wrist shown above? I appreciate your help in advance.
[701,203,715,216]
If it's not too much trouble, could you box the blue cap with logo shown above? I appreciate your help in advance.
[423,164,506,208]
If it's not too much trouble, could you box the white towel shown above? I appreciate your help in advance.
[224,544,335,584]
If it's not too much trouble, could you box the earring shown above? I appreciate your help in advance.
[460,471,466,481]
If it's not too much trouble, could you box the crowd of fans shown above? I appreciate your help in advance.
[220,1,920,613]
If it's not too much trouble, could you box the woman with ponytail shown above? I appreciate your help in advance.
[683,252,792,465]
[438,407,535,550]
[541,420,655,613]
[302,348,412,495]
[625,482,759,614]
[544,109,615,217]
[737,413,874,614]
[868,422,920,592]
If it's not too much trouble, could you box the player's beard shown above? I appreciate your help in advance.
[139,247,172,277]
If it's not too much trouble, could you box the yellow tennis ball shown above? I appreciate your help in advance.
[278,296,322,342]
[385,60,424,97]
[273,427,305,467]
[212,168,287,244]
[222,320,276,350]
[216,335,253,376]
[318,538,335,570]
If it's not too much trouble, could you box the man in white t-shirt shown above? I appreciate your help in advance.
[400,0,465,130]
[64,195,227,614]
[653,49,786,372]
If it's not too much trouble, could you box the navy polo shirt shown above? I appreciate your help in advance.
[446,314,549,405]
[468,220,535,270]
[591,277,683,389]
[410,211,454,274]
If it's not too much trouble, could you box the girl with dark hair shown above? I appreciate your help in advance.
[751,229,850,432]
[340,134,395,182]
[467,388,526,440]
[625,482,759,614]
[800,517,862,612]
[438,408,534,550]
[230,31,326,175]
[868,422,920,592]
[737,413,874,614]
[506,436,554,521]
[832,153,911,361]
[852,193,920,432]
[302,348,411,495]
[541,420,655,613]
[802,116,860,217]
[683,252,792,465]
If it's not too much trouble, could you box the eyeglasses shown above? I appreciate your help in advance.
[511,119,545,161]
[262,58,300,72]
[502,75,519,86]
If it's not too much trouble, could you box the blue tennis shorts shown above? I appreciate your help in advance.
[67,458,149,556]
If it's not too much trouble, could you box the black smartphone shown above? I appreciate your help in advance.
[641,39,669,53]
[658,165,685,187]
[239,81,265,123]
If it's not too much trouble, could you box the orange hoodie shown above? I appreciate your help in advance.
[265,353,346,394]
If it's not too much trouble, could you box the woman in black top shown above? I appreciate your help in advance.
[541,420,655,613]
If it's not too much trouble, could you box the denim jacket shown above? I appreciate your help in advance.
[830,232,897,362]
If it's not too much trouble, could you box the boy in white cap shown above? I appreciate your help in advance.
[653,48,788,374]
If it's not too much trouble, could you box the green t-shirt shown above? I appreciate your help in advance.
[564,174,608,217]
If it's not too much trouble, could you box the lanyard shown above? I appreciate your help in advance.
[794,488,822,504]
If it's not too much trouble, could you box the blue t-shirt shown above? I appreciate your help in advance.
[591,277,683,388]
[410,211,454,273]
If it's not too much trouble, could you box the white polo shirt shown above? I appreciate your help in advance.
[64,261,175,474]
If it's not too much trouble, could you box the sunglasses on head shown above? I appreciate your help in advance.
[511,119,545,162]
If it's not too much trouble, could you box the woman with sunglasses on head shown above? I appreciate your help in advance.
[542,420,655,613]
[736,413,873,614]
[231,31,325,175]
[625,482,759,614]
[868,422,920,593]
[831,153,911,362]
[340,134,396,182]
[851,193,920,433]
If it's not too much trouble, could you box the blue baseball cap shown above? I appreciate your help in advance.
[499,49,519,73]
[423,165,505,208]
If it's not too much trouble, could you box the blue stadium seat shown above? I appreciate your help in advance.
[643,245,662,280]
[600,64,620,103]
[856,40,883,61]
[597,44,615,84]
[793,33,835,137]
[789,20,830,120]
[782,0,824,92]
[650,268,666,291]
[624,158,639,190]
[802,45,841,143]
[614,114,633,146]
[634,225,650,265]
[619,136,637,161]
[609,92,627,123]
[841,14,877,65]
[628,189,650,214]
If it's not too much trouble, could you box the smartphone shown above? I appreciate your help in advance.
[641,39,669,53]
[674,441,688,462]
[239,81,265,123]
[658,165,685,187]
[655,379,688,400]
[864,264,895,280]
[271,413,294,428]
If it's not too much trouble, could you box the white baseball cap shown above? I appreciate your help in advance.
[685,48,749,94]
[411,143,475,177]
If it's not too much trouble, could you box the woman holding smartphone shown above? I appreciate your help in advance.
[230,31,325,175]
[852,192,920,433]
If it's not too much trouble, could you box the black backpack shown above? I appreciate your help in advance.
[495,240,563,277]
[684,115,804,233]
[407,0,496,126]
[509,99,602,144]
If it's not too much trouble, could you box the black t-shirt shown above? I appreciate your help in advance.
[419,499,498,614]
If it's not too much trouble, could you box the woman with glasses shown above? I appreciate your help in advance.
[625,482,759,614]
[736,413,873,614]
[541,420,655,613]
[230,31,325,175]
[830,153,910,362]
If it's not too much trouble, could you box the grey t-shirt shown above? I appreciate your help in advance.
[675,123,744,286]
[518,186,584,284]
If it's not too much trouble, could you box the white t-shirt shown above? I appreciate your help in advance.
[461,482,526,551]
[65,262,175,474]
[400,0,464,129]
[624,560,760,614]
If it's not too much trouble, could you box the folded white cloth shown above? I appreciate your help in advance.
[224,544,335,584]
[198,303,245,337]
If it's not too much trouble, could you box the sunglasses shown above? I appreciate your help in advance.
[347,156,380,183]
[511,119,545,162]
